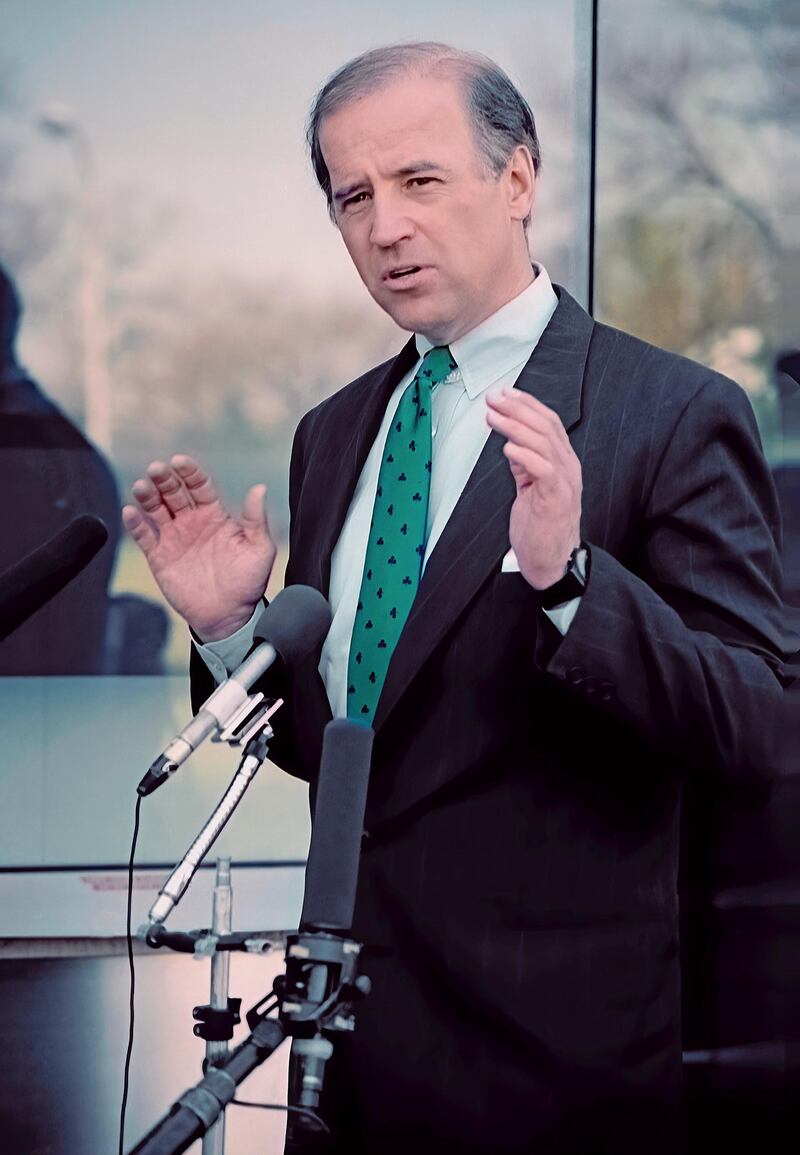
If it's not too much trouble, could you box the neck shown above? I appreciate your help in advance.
[421,260,536,346]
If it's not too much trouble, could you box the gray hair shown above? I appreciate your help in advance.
[306,42,541,228]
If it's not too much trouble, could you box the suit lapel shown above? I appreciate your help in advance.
[373,285,594,733]
[296,338,419,597]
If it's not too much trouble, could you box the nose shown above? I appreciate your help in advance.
[369,190,414,249]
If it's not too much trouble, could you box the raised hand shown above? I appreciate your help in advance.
[486,388,582,590]
[122,455,277,641]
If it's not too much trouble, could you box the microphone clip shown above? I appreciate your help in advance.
[137,696,283,798]
[216,694,283,748]
[274,929,371,1039]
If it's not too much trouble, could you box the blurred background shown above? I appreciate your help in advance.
[0,0,587,678]
[0,1,797,1152]
[1,0,796,675]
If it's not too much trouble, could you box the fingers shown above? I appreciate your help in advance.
[488,387,566,423]
[172,455,223,508]
[122,503,159,553]
[487,388,568,437]
[491,414,556,459]
[131,473,173,527]
[241,483,269,536]
[146,460,196,517]
[128,455,223,528]
[503,441,557,484]
[129,455,262,547]
[486,389,574,469]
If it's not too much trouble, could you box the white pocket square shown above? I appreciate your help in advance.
[501,548,520,573]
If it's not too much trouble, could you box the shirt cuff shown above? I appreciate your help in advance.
[193,604,263,683]
[542,597,582,636]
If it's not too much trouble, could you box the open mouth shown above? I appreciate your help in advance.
[388,266,422,280]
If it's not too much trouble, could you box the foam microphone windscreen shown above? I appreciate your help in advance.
[300,718,375,932]
[253,584,331,664]
[0,515,109,642]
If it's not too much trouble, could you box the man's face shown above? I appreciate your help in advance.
[319,73,534,345]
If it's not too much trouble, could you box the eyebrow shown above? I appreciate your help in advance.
[332,160,445,204]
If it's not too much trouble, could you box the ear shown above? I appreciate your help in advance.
[506,144,536,224]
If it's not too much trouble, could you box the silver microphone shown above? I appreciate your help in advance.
[137,585,331,796]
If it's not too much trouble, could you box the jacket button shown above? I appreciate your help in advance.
[566,666,585,687]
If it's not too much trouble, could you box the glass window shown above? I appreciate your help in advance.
[0,1,590,869]
[596,0,798,602]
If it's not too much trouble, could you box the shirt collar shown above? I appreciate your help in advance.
[414,263,558,400]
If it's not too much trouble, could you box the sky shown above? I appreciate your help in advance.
[1,0,585,299]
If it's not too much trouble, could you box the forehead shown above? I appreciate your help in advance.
[319,73,478,182]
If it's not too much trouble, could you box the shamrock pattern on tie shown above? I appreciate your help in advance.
[347,345,457,725]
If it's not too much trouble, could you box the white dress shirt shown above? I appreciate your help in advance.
[197,265,581,713]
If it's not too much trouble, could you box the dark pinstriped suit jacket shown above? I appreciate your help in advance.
[191,286,792,1153]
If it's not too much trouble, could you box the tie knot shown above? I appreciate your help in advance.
[417,345,457,390]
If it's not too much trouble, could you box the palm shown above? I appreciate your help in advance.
[146,503,275,630]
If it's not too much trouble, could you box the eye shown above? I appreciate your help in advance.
[342,191,370,210]
[408,177,437,188]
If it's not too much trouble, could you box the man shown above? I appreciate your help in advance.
[0,262,121,674]
[124,44,791,1154]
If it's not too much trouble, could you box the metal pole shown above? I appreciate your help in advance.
[72,129,112,455]
[38,108,112,454]
[202,858,233,1155]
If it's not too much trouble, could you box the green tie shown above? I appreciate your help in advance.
[347,345,457,724]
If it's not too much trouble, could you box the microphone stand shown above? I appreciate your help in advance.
[128,1015,286,1155]
[203,859,233,1155]
[128,928,370,1155]
[130,715,373,1155]
[144,698,283,927]
[133,698,283,1154]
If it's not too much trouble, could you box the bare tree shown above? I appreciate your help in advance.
[594,0,799,461]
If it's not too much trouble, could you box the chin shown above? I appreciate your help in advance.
[376,294,448,340]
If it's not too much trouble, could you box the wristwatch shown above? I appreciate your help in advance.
[534,543,590,610]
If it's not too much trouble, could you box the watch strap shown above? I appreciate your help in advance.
[534,543,589,610]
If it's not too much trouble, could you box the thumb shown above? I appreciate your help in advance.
[241,483,269,537]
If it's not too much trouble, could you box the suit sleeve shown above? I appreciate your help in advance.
[536,375,795,782]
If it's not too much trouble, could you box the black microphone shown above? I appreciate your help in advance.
[300,718,375,931]
[0,514,109,642]
[137,584,331,796]
[284,719,374,1146]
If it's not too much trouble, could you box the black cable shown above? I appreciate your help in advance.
[294,988,339,1025]
[119,793,142,1155]
[231,1099,331,1134]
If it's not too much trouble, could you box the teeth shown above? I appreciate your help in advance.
[391,267,419,278]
